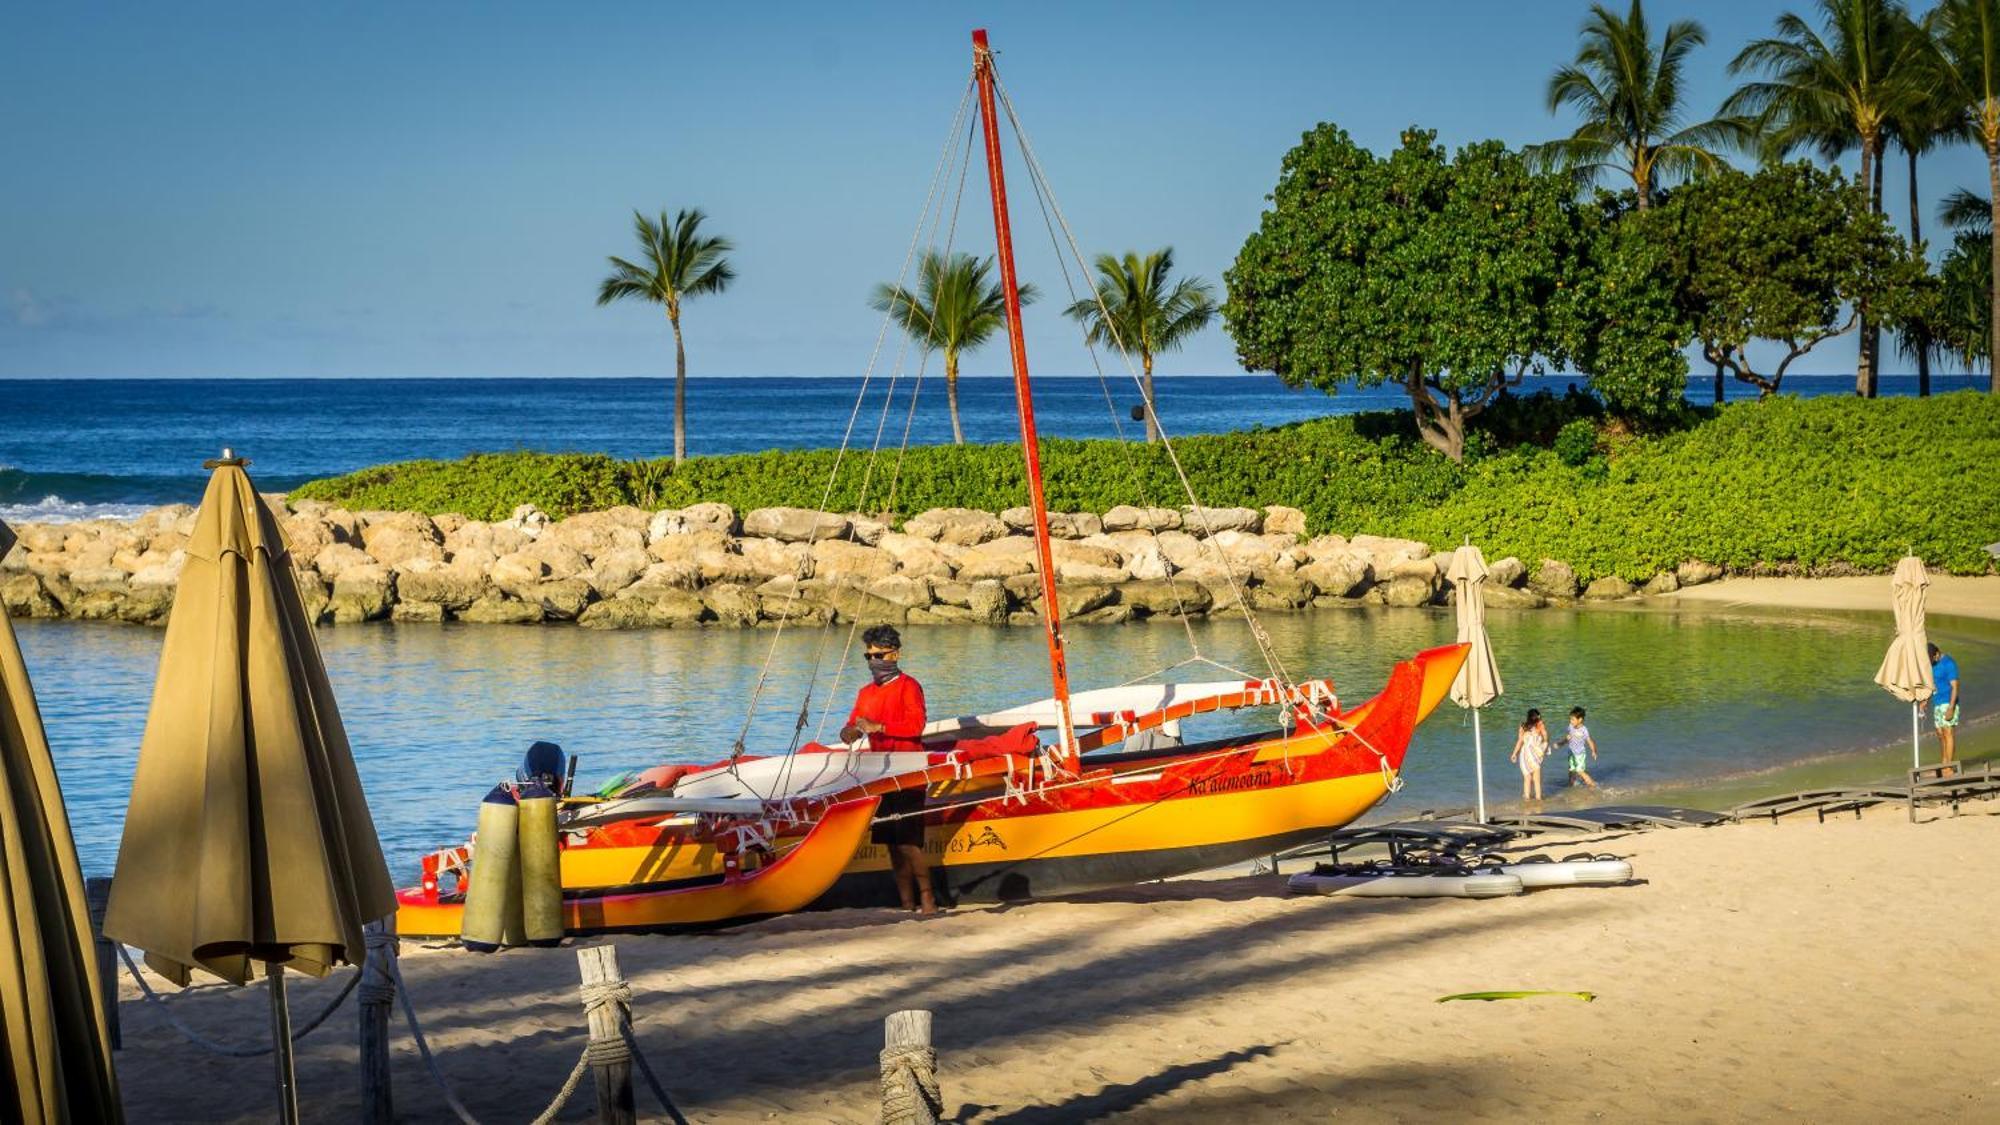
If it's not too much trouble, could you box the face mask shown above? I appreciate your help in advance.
[867,656,899,685]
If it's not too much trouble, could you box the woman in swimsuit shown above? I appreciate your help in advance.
[1509,708,1549,803]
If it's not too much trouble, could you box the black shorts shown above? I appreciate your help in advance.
[871,786,927,847]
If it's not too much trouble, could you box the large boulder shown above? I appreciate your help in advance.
[1642,571,1681,596]
[358,513,444,569]
[955,536,1038,581]
[390,601,446,623]
[903,507,1008,546]
[1487,556,1527,588]
[280,512,338,560]
[931,579,1009,623]
[1208,529,1286,573]
[846,515,890,546]
[1250,577,1315,612]
[604,584,708,626]
[396,566,489,610]
[459,594,544,624]
[1483,584,1549,609]
[1055,559,1128,585]
[1181,506,1262,536]
[529,579,594,621]
[810,581,907,625]
[0,574,62,618]
[742,507,849,543]
[1295,552,1373,599]
[1381,574,1437,608]
[489,550,550,594]
[67,566,131,596]
[1529,559,1580,600]
[133,504,197,538]
[1676,559,1724,587]
[623,561,701,594]
[811,540,896,582]
[586,547,655,596]
[496,503,549,539]
[1000,508,1102,539]
[1100,505,1181,533]
[700,583,762,627]
[647,502,738,540]
[15,524,67,556]
[329,564,395,624]
[875,533,960,580]
[1262,506,1308,538]
[1117,579,1212,616]
[738,537,810,580]
[523,538,591,581]
[544,511,646,559]
[864,574,936,610]
[1583,575,1638,600]
[1347,535,1431,572]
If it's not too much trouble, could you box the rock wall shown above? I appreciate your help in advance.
[0,500,1722,629]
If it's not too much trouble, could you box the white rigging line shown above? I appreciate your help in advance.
[728,77,976,791]
[993,75,1297,696]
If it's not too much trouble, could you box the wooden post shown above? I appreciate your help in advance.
[577,944,635,1125]
[359,917,397,1124]
[880,1009,939,1125]
[84,877,119,1050]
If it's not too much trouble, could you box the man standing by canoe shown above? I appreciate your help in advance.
[841,625,937,914]
[1927,643,1962,774]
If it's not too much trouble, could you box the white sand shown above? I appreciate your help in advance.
[113,803,2000,1122]
[1669,574,2000,623]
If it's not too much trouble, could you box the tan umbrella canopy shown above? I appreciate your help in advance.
[103,457,395,985]
[1445,544,1504,822]
[0,519,123,1124]
[1873,555,1934,767]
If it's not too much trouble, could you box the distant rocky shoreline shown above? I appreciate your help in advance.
[0,500,1731,629]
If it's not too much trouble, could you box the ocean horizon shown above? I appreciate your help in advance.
[3,373,1986,523]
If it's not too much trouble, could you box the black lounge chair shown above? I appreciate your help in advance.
[1579,804,1729,828]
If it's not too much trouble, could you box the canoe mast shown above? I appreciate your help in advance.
[972,28,1077,771]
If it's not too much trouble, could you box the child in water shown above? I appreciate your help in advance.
[1564,706,1599,789]
[1509,708,1549,802]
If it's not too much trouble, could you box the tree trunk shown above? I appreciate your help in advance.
[669,309,688,465]
[945,351,964,445]
[1141,352,1159,444]
[1404,368,1465,461]
[1989,133,2000,393]
[1909,145,1929,398]
[1856,137,1883,399]
[1713,356,1725,405]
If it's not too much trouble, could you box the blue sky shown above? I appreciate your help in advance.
[1,1,1988,379]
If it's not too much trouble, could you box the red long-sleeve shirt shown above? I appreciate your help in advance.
[846,674,927,753]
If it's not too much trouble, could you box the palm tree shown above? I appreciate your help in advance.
[1887,17,1965,396]
[1726,0,1930,397]
[1933,0,2000,392]
[870,251,1037,445]
[1062,249,1218,443]
[1529,0,1739,209]
[597,209,735,465]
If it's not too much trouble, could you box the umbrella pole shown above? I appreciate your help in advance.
[1911,701,1921,771]
[269,961,300,1125]
[1473,708,1487,824]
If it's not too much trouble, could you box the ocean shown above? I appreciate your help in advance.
[2,373,1982,523]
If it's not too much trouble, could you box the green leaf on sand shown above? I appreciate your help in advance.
[1437,990,1596,1004]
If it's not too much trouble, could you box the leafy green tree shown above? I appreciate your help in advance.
[596,209,735,465]
[1063,249,1217,443]
[1225,127,1583,461]
[1937,229,1994,371]
[1932,0,2000,391]
[1726,0,1931,397]
[1565,200,1693,424]
[1650,162,1922,396]
[1530,0,1739,209]
[871,251,1038,445]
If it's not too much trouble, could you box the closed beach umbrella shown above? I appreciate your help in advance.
[1445,544,1504,823]
[1872,555,1934,769]
[102,454,395,1121]
[0,519,123,1124]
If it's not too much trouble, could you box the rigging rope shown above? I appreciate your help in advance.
[994,76,1299,699]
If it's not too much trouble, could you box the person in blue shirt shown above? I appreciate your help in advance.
[1927,643,1962,774]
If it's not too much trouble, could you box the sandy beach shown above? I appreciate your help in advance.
[111,800,2000,1123]
[1669,574,2000,623]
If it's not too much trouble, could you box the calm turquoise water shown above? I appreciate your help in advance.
[16,604,1995,879]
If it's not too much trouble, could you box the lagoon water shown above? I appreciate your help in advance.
[18,604,1997,879]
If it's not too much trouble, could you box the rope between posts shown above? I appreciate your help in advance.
[116,944,359,1058]
[879,1042,942,1125]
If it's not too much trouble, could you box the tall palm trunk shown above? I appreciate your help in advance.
[1856,137,1879,399]
[1989,136,2000,393]
[668,307,688,465]
[944,350,964,445]
[1141,351,1160,444]
[1909,146,1930,398]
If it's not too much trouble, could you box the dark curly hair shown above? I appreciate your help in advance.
[862,624,903,651]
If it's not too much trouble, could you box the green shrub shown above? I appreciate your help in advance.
[290,393,2000,581]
